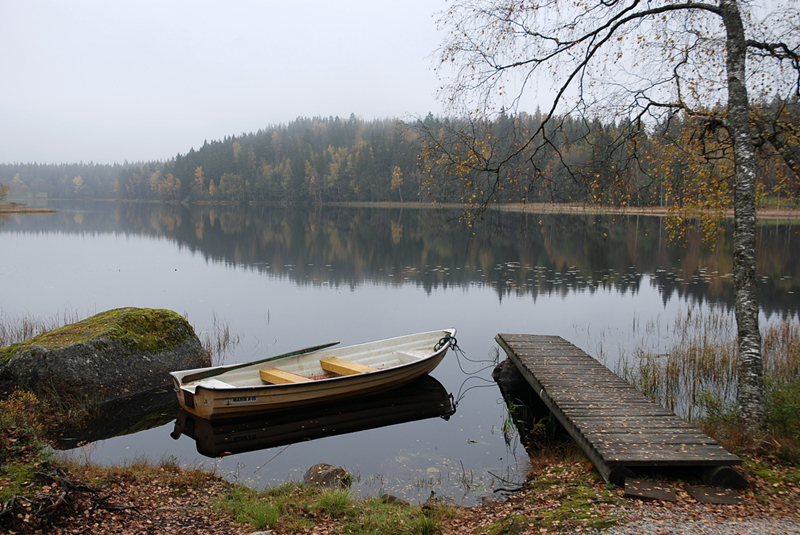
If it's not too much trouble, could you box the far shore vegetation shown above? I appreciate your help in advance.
[1,113,798,214]
[2,197,799,223]
[0,201,55,214]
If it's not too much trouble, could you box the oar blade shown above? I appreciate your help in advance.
[180,341,340,384]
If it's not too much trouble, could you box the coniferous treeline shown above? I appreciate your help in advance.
[0,162,126,201]
[1,108,797,206]
[419,101,800,210]
[116,115,425,204]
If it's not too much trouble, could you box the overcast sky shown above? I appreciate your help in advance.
[0,1,448,164]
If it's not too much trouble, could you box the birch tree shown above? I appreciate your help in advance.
[429,0,799,434]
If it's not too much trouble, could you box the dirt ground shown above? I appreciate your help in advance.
[4,457,798,535]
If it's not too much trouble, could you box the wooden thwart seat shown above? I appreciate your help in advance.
[320,357,377,376]
[260,367,311,384]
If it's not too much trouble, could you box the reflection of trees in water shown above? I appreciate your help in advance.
[6,202,799,316]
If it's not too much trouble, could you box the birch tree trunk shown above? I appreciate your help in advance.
[720,0,766,432]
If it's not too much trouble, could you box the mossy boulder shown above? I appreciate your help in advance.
[0,307,209,402]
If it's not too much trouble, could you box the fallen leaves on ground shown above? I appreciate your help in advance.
[443,458,800,535]
[2,464,251,535]
[3,457,798,534]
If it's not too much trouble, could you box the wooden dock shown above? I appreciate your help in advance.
[496,334,743,485]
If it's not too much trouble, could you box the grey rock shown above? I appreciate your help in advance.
[491,358,530,390]
[480,495,503,507]
[380,494,410,506]
[304,463,352,489]
[0,307,208,403]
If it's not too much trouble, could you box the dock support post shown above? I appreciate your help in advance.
[702,466,747,489]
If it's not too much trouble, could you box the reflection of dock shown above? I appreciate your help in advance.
[172,376,454,458]
[496,334,742,485]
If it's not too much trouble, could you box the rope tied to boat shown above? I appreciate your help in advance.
[434,333,459,351]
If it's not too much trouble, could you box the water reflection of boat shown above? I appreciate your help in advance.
[170,329,456,420]
[171,375,455,458]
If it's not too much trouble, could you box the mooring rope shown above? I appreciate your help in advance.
[434,333,507,409]
[434,333,457,351]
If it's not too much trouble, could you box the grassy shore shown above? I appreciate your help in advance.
[325,200,800,221]
[0,202,56,214]
[3,198,799,221]
[2,311,800,533]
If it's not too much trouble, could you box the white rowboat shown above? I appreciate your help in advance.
[171,375,455,456]
[170,329,456,420]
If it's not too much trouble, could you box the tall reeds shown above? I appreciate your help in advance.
[0,309,83,351]
[617,307,741,419]
[198,312,241,366]
[763,319,800,381]
[618,308,800,459]
[618,307,800,419]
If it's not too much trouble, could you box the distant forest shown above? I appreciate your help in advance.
[1,110,797,206]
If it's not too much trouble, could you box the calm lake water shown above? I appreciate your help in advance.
[1,201,798,505]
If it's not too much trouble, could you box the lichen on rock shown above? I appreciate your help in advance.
[0,307,209,402]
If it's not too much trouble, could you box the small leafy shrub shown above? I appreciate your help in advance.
[695,378,800,464]
[0,390,46,463]
[766,376,800,464]
[0,390,55,513]
[694,391,744,447]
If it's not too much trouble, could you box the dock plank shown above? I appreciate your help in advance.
[496,333,741,484]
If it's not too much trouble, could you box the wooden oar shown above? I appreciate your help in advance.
[180,341,340,384]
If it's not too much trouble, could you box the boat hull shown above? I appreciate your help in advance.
[170,329,455,420]
[172,375,455,457]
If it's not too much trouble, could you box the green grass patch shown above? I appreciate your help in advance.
[220,486,281,530]
[342,496,456,535]
[0,463,43,504]
[481,513,534,535]
[480,464,625,535]
[528,471,624,532]
[216,482,458,535]
[216,483,315,532]
[312,488,353,518]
